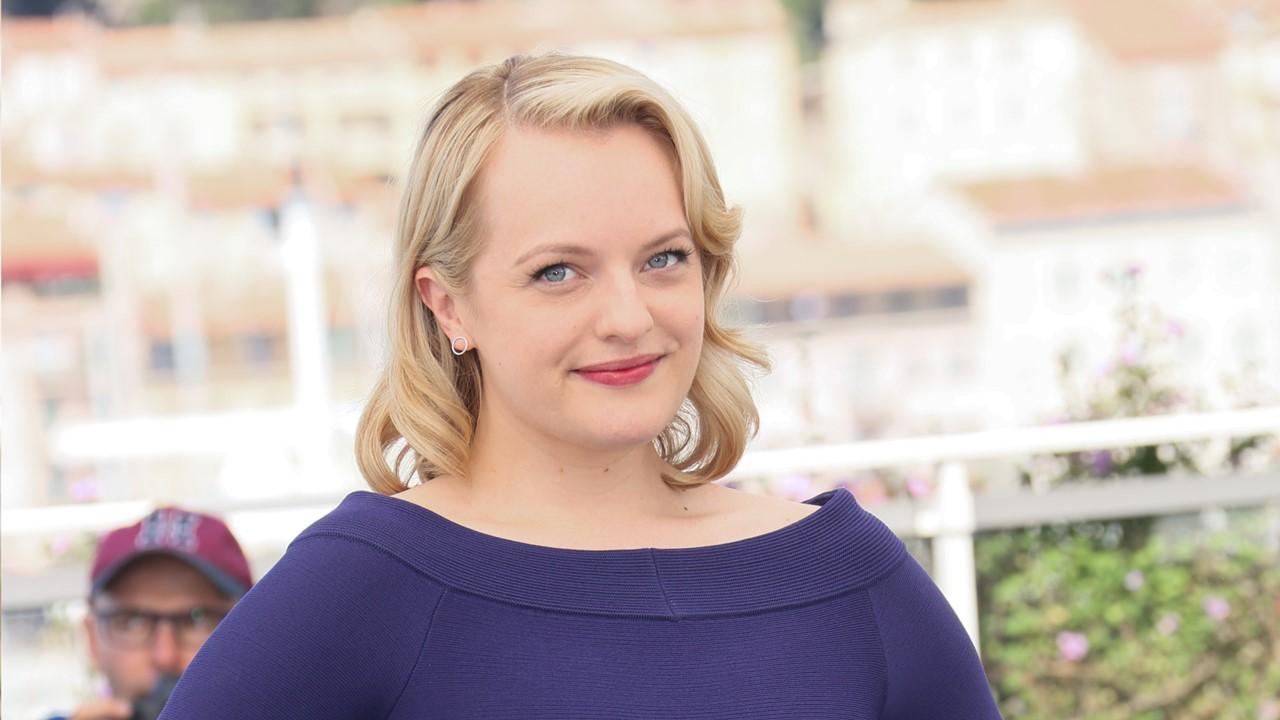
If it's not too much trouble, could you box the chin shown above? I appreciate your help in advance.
[585,425,667,450]
[566,412,673,450]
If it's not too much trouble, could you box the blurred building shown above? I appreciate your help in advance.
[1,0,805,510]
[955,164,1279,420]
[3,2,1279,716]
[3,0,1278,566]
[816,0,1280,425]
[738,241,981,446]
[822,0,1086,213]
[0,4,807,713]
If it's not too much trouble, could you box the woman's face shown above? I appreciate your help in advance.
[424,123,705,454]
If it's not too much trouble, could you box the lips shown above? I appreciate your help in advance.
[573,354,664,387]
[575,354,663,373]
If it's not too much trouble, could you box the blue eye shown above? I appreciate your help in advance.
[647,248,690,270]
[537,265,568,281]
[532,264,574,283]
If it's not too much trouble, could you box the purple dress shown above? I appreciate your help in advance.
[160,487,1002,719]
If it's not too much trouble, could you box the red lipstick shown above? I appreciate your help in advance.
[574,354,663,387]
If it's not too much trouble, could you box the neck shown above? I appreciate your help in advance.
[456,404,689,528]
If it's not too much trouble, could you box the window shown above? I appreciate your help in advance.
[724,298,767,326]
[240,333,279,367]
[830,293,865,318]
[933,285,968,309]
[150,340,176,374]
[886,290,918,313]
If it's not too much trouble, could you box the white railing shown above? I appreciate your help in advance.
[728,406,1280,649]
[5,407,1280,650]
[731,406,1280,474]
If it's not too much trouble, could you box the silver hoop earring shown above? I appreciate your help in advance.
[451,336,469,356]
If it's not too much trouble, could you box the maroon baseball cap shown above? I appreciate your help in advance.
[90,507,253,599]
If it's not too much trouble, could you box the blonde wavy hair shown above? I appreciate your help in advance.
[355,53,770,495]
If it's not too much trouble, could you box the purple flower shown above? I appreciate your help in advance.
[1056,631,1088,662]
[1120,339,1142,366]
[905,474,933,499]
[1090,450,1114,476]
[1124,570,1144,591]
[1203,596,1230,621]
[1258,698,1279,720]
[1125,262,1144,277]
[775,474,811,501]
[1157,613,1180,635]
[70,477,100,502]
[1166,319,1185,338]
[49,533,73,557]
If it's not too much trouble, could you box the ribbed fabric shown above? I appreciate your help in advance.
[160,487,1002,719]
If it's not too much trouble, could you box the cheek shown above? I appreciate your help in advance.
[98,646,145,680]
[679,292,705,339]
[654,295,704,364]
[484,312,584,380]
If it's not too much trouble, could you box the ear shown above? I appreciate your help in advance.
[414,266,469,345]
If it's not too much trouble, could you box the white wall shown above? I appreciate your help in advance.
[978,211,1280,422]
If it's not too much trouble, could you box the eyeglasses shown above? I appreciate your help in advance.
[93,606,228,648]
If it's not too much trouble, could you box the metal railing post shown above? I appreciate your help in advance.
[932,461,981,651]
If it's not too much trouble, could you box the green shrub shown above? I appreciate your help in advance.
[977,519,1279,719]
[978,265,1280,718]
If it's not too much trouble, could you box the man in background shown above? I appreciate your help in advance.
[50,507,253,720]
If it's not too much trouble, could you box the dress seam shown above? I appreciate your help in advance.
[865,555,910,720]
[383,586,448,719]
[648,548,681,621]
[290,532,449,589]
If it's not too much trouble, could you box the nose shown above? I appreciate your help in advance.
[150,619,184,674]
[594,272,654,342]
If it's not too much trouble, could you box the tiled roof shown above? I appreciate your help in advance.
[1,200,99,282]
[736,239,969,297]
[3,0,786,75]
[3,160,397,211]
[827,0,1260,63]
[1067,0,1227,62]
[956,164,1245,228]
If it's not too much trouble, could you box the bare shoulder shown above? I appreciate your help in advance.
[391,478,448,508]
[391,477,482,523]
[691,483,822,532]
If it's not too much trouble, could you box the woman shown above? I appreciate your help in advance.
[160,53,1002,719]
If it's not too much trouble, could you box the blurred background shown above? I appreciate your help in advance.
[2,0,1278,717]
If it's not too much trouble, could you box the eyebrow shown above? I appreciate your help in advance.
[512,228,692,267]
